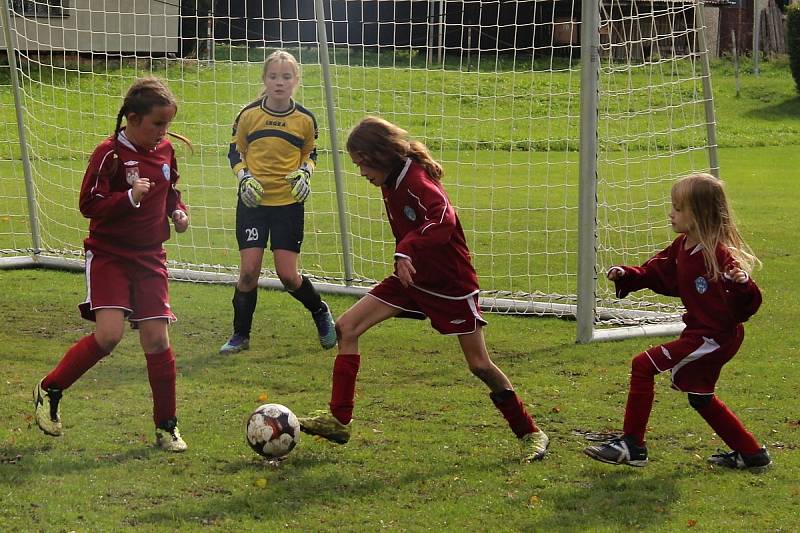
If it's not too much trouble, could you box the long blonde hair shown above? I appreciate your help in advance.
[671,173,760,280]
[345,116,443,181]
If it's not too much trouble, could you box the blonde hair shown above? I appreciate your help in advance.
[671,173,760,280]
[261,50,300,93]
[345,116,443,181]
[112,77,193,167]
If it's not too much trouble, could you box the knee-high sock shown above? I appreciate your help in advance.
[43,334,109,390]
[145,347,177,427]
[695,396,761,455]
[490,389,538,438]
[289,275,324,314]
[232,287,258,337]
[622,352,657,446]
[329,353,360,424]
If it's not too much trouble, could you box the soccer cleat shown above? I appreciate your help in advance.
[707,447,771,472]
[33,379,63,436]
[584,435,648,467]
[219,333,250,355]
[312,301,337,350]
[521,430,550,462]
[155,418,188,453]
[298,410,351,444]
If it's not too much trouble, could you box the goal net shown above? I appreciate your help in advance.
[0,0,718,342]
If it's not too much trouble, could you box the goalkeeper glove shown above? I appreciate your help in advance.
[237,171,263,208]
[285,168,311,203]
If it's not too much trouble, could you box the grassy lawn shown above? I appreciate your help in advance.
[1,51,799,531]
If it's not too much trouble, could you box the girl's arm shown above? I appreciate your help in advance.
[79,146,139,219]
[395,179,456,258]
[166,150,188,225]
[610,240,681,298]
[722,262,762,322]
[227,114,248,177]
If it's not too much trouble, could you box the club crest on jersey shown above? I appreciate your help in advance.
[694,276,708,294]
[124,161,139,185]
[403,206,416,221]
[162,163,171,181]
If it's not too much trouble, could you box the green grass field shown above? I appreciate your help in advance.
[1,54,799,531]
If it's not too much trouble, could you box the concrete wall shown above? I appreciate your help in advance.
[1,0,179,53]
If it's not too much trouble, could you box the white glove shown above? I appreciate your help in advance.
[285,169,311,203]
[238,171,263,208]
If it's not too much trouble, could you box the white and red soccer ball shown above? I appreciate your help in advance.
[246,403,300,459]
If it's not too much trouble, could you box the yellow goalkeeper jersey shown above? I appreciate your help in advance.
[228,97,318,206]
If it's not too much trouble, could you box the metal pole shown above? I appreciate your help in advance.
[314,0,354,286]
[731,29,741,97]
[1,0,41,255]
[438,0,445,66]
[695,2,720,178]
[576,0,600,343]
[427,1,434,66]
[752,0,760,75]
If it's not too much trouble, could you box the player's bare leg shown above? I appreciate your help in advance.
[459,328,548,461]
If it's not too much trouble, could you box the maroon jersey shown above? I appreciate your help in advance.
[80,131,186,252]
[612,234,762,334]
[381,159,478,297]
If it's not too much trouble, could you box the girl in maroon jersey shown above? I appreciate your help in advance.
[298,116,549,462]
[33,77,192,452]
[584,173,770,471]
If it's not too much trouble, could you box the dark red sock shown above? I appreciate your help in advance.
[329,353,360,424]
[622,353,657,446]
[490,389,538,438]
[695,396,761,455]
[43,334,109,390]
[145,347,177,427]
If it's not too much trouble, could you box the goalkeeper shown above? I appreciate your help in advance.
[221,50,336,355]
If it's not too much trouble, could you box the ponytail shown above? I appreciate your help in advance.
[108,77,194,165]
[408,140,443,181]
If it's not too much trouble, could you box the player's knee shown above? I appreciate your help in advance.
[142,337,170,354]
[94,330,122,353]
[335,316,357,343]
[237,270,260,290]
[688,393,713,410]
[277,273,299,291]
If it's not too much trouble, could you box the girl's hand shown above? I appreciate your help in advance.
[607,266,625,281]
[172,210,189,233]
[131,177,151,204]
[726,266,749,284]
[395,257,416,287]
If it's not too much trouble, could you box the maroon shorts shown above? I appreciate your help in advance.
[643,325,744,394]
[368,275,486,335]
[79,247,176,325]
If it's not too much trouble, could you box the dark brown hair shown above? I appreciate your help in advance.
[110,77,192,170]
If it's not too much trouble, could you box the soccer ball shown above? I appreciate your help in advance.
[246,403,300,459]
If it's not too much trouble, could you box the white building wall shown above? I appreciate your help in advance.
[1,0,179,53]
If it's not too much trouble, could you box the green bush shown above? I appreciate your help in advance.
[788,3,800,93]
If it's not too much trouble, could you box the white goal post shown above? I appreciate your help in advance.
[0,0,720,343]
